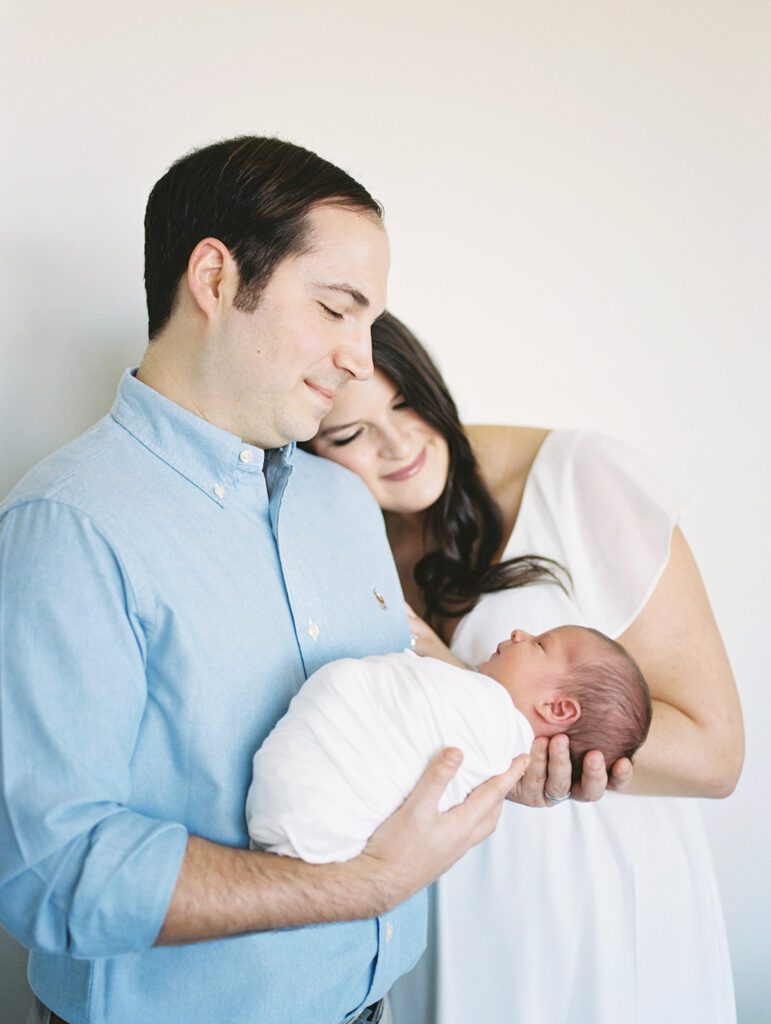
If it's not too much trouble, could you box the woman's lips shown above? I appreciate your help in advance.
[382,446,427,482]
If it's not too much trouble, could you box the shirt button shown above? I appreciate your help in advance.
[308,621,320,640]
[213,484,226,499]
[239,450,252,464]
[385,921,394,942]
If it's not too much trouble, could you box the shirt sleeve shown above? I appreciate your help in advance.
[0,500,188,958]
[540,432,690,639]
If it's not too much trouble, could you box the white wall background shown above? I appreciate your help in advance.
[2,2,769,1021]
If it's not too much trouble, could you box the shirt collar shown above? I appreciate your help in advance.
[110,370,296,505]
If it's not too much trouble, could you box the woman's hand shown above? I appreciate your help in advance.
[506,735,634,807]
[405,604,468,669]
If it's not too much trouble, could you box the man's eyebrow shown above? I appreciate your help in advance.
[314,282,371,307]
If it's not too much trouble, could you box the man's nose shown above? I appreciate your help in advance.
[334,325,374,383]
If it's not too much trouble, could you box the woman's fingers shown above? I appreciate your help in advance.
[506,736,549,805]
[543,735,573,801]
[571,749,609,802]
[608,755,634,791]
[508,736,608,807]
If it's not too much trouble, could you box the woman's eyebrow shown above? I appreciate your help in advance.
[317,420,359,438]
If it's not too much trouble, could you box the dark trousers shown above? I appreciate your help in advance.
[28,995,386,1024]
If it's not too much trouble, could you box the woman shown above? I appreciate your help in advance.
[308,312,743,1023]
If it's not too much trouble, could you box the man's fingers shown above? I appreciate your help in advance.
[448,754,529,844]
[405,747,464,811]
[499,753,531,792]
[484,753,532,803]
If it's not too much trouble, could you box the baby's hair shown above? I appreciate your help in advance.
[562,630,652,784]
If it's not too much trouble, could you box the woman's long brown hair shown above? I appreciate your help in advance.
[367,312,568,626]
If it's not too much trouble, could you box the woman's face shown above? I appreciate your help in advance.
[309,369,450,515]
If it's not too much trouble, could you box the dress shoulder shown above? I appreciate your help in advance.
[508,430,690,638]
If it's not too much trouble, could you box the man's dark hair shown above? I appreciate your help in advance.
[144,135,383,338]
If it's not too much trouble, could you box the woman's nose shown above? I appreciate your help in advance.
[379,424,412,459]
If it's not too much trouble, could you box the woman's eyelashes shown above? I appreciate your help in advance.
[330,401,410,447]
[331,429,363,447]
[319,302,344,321]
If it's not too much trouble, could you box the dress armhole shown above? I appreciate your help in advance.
[537,432,691,639]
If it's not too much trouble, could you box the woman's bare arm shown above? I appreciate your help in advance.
[616,527,743,797]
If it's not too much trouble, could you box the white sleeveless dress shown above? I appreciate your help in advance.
[389,430,736,1024]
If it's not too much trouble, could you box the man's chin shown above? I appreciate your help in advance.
[292,417,323,445]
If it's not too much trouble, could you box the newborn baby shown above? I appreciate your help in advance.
[246,626,651,863]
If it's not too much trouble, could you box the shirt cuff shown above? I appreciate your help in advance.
[68,811,188,958]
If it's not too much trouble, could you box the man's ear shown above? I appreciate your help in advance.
[534,696,581,728]
[186,237,239,320]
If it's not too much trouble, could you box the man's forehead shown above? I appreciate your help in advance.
[297,206,389,311]
[302,202,386,245]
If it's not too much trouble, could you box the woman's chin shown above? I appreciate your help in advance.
[380,479,446,516]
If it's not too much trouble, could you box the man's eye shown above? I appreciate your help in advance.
[320,303,344,321]
[332,429,363,447]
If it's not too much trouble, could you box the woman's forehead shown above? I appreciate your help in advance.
[321,369,397,424]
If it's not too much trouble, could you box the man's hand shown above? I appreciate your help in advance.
[356,747,530,912]
[158,748,530,945]
[505,735,634,807]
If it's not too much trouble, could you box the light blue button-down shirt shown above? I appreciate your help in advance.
[0,371,425,1024]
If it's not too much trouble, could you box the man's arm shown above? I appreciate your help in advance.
[157,748,529,944]
[0,500,528,954]
[0,501,188,958]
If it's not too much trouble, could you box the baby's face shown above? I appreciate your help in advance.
[477,625,599,713]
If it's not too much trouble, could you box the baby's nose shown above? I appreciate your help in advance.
[510,629,533,643]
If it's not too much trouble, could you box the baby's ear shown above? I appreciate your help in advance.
[535,696,581,727]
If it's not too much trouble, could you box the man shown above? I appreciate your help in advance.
[0,136,535,1024]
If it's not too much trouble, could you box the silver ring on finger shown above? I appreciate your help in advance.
[544,789,571,804]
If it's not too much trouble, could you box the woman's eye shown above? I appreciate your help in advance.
[392,400,410,411]
[332,429,363,447]
[320,303,344,321]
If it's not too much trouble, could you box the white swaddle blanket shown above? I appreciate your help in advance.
[246,649,534,863]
